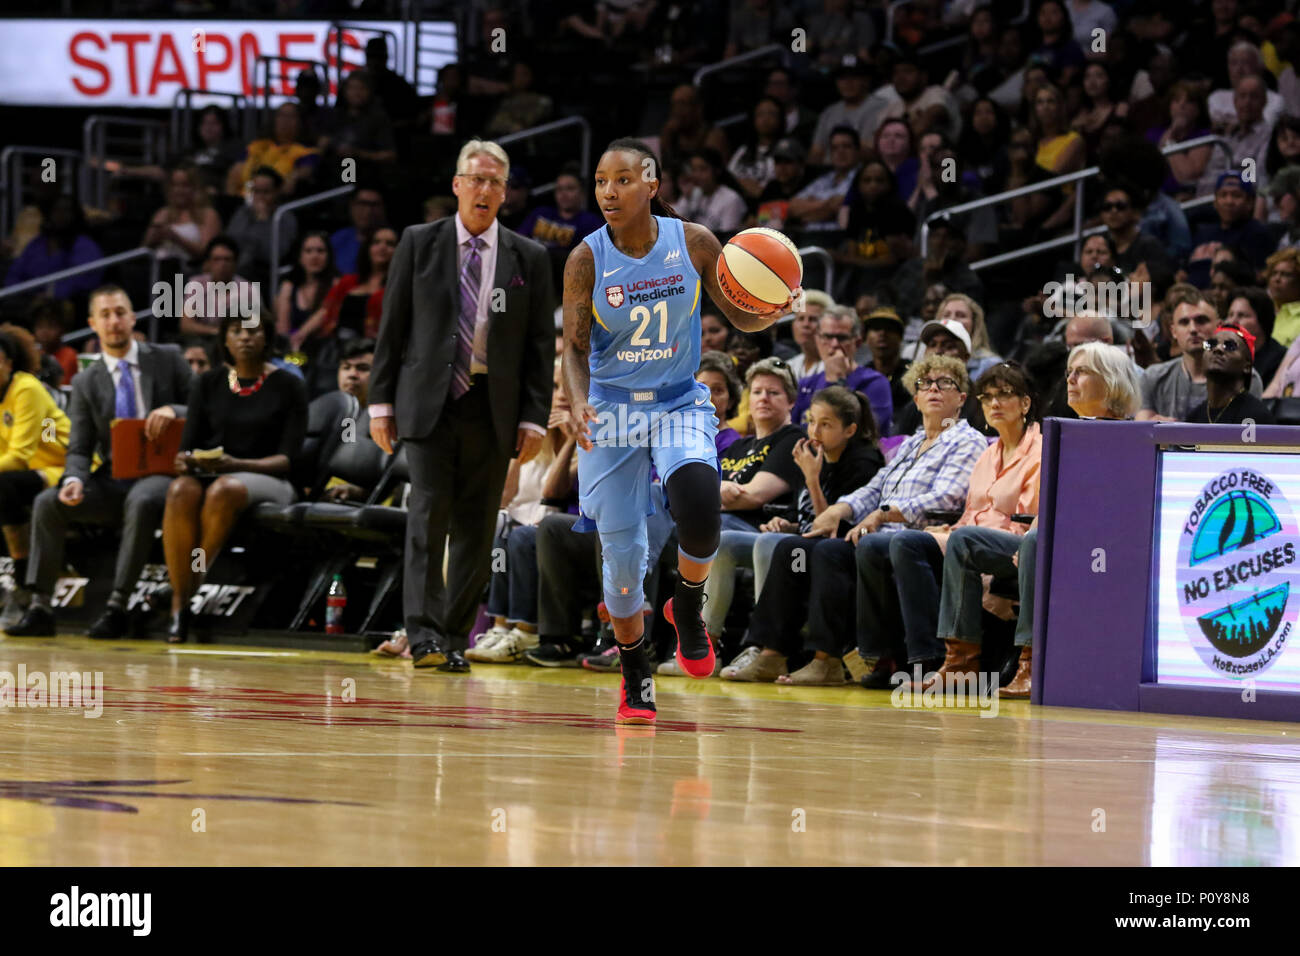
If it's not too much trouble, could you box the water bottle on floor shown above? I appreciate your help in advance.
[326,575,347,635]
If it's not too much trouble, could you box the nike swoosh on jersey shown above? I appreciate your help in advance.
[603,267,623,277]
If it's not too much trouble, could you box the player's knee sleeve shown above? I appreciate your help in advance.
[600,524,648,619]
[665,462,721,562]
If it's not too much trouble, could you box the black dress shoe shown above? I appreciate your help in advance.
[411,643,447,668]
[167,608,191,644]
[437,649,471,673]
[5,605,56,637]
[88,606,128,640]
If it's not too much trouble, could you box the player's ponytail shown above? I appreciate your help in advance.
[605,137,685,221]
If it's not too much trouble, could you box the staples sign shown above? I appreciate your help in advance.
[0,19,455,107]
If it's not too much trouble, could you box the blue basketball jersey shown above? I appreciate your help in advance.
[582,215,702,391]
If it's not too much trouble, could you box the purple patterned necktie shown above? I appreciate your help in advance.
[451,235,485,399]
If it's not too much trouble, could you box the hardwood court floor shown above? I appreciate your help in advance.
[0,635,1296,866]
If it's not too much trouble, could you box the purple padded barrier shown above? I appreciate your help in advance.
[1036,419,1300,721]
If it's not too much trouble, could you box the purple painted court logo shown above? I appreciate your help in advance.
[1176,468,1300,680]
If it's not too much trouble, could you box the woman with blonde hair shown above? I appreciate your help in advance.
[936,291,1002,379]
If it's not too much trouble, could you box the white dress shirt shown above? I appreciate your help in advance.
[370,214,544,435]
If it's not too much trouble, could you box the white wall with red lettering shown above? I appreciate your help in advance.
[1,20,455,106]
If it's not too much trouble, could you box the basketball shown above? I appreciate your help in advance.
[715,227,803,314]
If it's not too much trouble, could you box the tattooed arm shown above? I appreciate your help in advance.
[684,221,798,333]
[562,242,599,451]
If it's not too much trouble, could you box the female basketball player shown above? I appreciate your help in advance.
[562,138,799,723]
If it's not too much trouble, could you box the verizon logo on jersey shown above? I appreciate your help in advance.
[617,344,679,363]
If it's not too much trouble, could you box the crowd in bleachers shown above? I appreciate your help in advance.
[4,0,1300,696]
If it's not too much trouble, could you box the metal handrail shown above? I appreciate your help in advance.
[270,185,354,284]
[0,146,84,240]
[0,246,161,339]
[497,117,593,186]
[797,245,834,299]
[331,22,403,106]
[83,116,169,211]
[693,44,785,88]
[254,56,329,128]
[919,135,1233,268]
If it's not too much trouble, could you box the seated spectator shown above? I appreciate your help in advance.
[1099,181,1174,274]
[0,324,70,628]
[363,37,420,135]
[696,350,743,453]
[678,149,747,234]
[294,69,337,151]
[181,336,214,376]
[893,318,990,436]
[887,363,1043,693]
[497,167,534,232]
[874,118,920,203]
[1208,41,1286,130]
[227,102,320,199]
[276,231,338,342]
[104,105,244,203]
[1072,62,1129,160]
[180,237,257,337]
[1147,82,1213,198]
[484,62,553,137]
[1031,0,1085,85]
[291,227,397,348]
[471,363,580,664]
[807,0,876,70]
[959,96,1014,195]
[1032,82,1087,230]
[723,0,795,60]
[658,84,730,173]
[808,61,875,166]
[700,310,731,354]
[1188,172,1275,283]
[31,299,78,385]
[1209,258,1257,319]
[1264,121,1300,223]
[875,51,962,144]
[4,195,104,305]
[1137,284,1263,420]
[517,165,603,288]
[722,353,986,683]
[717,357,805,533]
[764,68,816,142]
[5,285,192,640]
[1197,75,1275,197]
[725,329,775,434]
[789,126,861,243]
[1224,288,1284,388]
[908,136,998,260]
[1066,340,1141,420]
[938,292,1003,381]
[833,160,917,299]
[162,311,307,643]
[1187,324,1275,424]
[863,306,912,414]
[752,138,814,231]
[791,306,893,433]
[321,70,398,182]
[143,164,222,273]
[1266,247,1300,346]
[424,195,457,223]
[330,187,388,276]
[887,215,983,321]
[705,386,883,680]
[728,98,783,205]
[779,290,830,379]
[226,166,298,289]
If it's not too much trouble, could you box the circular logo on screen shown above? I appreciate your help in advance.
[1176,468,1300,680]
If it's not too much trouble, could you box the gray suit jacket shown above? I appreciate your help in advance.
[370,217,555,453]
[63,343,195,485]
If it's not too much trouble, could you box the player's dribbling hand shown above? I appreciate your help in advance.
[570,401,598,451]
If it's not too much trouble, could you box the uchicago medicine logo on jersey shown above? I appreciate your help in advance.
[1175,467,1300,680]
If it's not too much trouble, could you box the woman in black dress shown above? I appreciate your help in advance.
[162,311,307,642]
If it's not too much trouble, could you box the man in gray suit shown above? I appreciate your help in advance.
[369,139,554,671]
[6,285,193,639]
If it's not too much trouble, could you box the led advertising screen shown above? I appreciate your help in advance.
[1154,450,1300,693]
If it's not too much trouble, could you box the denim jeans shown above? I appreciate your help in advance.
[1016,527,1037,647]
[720,511,758,533]
[485,523,539,626]
[702,529,759,635]
[937,526,1021,646]
[855,530,945,664]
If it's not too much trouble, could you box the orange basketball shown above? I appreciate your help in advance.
[715,227,803,314]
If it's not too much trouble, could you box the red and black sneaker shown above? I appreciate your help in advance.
[616,674,657,724]
[663,597,716,679]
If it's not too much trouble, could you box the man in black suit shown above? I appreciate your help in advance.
[7,285,193,639]
[369,139,554,671]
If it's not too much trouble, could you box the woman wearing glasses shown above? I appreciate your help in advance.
[561,137,797,723]
[937,343,1139,699]
[723,353,986,684]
